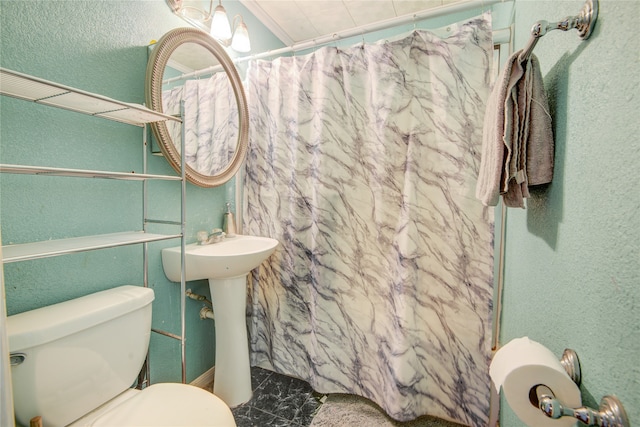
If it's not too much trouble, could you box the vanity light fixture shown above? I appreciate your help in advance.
[210,0,232,40]
[166,0,251,53]
[230,15,251,53]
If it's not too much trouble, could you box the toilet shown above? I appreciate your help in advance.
[7,285,236,427]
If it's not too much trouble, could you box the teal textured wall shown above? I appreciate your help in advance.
[499,0,639,424]
[0,0,281,384]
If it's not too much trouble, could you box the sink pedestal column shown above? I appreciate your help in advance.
[209,275,252,407]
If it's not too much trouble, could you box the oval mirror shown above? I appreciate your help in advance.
[145,28,249,187]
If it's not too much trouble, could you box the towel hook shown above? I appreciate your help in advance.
[519,0,598,62]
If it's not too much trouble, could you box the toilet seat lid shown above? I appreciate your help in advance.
[92,383,236,427]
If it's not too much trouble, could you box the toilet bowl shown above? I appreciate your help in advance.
[7,286,236,427]
[70,384,235,427]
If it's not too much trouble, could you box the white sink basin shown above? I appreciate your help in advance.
[162,235,279,281]
[161,234,279,407]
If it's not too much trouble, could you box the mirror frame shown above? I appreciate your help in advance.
[145,27,249,187]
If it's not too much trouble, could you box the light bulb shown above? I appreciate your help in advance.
[210,4,231,40]
[231,20,251,52]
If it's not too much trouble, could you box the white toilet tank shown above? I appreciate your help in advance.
[8,285,155,427]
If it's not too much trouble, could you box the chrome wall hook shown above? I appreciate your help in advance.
[519,0,599,62]
[575,0,599,40]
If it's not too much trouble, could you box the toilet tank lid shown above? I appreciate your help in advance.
[8,285,154,352]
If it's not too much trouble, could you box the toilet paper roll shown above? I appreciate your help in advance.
[490,337,582,427]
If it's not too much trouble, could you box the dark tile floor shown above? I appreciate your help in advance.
[229,366,325,427]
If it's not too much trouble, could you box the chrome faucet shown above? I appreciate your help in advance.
[197,228,226,245]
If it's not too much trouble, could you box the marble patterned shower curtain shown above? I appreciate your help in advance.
[244,14,494,426]
[162,74,237,175]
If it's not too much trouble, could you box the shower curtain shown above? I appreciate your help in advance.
[162,73,237,176]
[244,14,494,425]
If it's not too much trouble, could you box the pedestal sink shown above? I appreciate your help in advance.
[162,235,279,407]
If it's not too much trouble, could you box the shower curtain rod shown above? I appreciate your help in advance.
[237,0,506,62]
[165,0,509,83]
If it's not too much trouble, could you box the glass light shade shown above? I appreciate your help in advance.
[210,5,232,40]
[231,21,251,52]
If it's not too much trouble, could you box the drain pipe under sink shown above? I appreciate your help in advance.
[185,289,215,320]
[200,306,215,320]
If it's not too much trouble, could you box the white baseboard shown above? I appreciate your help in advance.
[190,366,215,388]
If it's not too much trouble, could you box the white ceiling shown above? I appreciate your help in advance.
[239,0,464,46]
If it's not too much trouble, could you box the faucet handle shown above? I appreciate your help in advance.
[197,230,210,244]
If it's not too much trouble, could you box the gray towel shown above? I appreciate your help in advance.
[476,50,554,208]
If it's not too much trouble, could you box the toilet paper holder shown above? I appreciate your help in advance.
[532,349,630,427]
